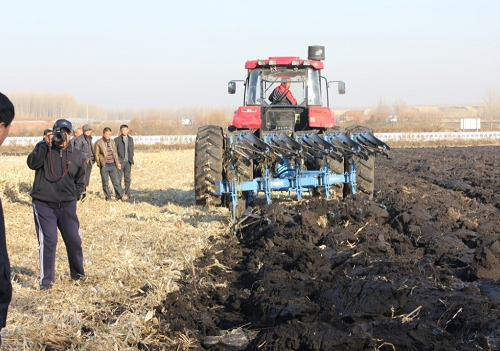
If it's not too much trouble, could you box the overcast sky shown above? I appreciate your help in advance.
[1,0,499,110]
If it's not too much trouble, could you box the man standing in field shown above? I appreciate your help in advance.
[69,127,82,148]
[73,124,95,201]
[27,119,86,290]
[115,124,134,199]
[94,127,123,201]
[0,92,15,347]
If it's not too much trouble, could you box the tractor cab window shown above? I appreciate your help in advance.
[261,68,306,106]
[307,69,323,106]
[245,69,262,106]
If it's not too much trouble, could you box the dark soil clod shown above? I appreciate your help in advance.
[154,147,500,351]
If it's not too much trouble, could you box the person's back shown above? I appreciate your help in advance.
[269,80,297,105]
[0,92,15,346]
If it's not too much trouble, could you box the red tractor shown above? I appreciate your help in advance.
[195,46,389,226]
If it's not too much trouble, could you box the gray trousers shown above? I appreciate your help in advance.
[100,163,123,200]
[84,162,93,188]
[120,161,132,195]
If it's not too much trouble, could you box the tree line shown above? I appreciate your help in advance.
[5,91,236,136]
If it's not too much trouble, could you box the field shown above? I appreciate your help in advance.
[0,149,229,350]
[2,145,500,350]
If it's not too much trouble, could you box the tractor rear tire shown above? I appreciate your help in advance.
[344,125,376,200]
[314,156,344,198]
[194,125,224,206]
[355,154,375,199]
[313,128,345,198]
[227,156,253,219]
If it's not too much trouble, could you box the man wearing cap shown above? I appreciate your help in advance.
[27,119,86,290]
[73,124,95,200]
[269,78,297,105]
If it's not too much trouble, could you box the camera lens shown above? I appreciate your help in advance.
[53,131,66,143]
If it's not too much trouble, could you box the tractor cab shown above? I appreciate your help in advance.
[228,47,345,132]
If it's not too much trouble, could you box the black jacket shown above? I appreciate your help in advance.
[0,199,12,330]
[115,135,134,165]
[27,141,86,208]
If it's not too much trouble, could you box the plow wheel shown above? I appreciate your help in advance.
[194,125,224,206]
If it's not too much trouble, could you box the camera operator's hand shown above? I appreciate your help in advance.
[117,163,121,170]
[44,132,53,146]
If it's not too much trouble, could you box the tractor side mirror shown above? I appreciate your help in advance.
[228,81,236,94]
[338,81,346,95]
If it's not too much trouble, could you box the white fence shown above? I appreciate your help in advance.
[375,131,500,141]
[4,132,500,146]
[2,135,198,146]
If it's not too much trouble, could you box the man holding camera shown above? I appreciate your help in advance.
[27,119,86,290]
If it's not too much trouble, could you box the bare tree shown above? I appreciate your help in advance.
[480,88,500,130]
[375,98,391,123]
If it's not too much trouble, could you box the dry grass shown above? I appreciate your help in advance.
[0,149,230,350]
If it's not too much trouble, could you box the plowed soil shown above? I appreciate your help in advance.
[154,146,500,351]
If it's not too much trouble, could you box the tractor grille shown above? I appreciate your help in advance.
[264,109,295,131]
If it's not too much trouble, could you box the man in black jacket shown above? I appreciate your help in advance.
[27,119,86,290]
[0,92,15,347]
[115,124,134,199]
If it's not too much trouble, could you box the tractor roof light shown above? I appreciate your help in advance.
[268,60,277,65]
[258,60,266,66]
[291,60,300,66]
[303,60,311,66]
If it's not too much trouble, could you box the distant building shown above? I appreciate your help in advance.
[386,111,397,123]
[182,119,195,126]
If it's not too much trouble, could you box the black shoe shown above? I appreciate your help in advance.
[72,274,86,281]
[40,284,52,290]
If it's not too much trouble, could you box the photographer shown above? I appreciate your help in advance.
[27,119,86,290]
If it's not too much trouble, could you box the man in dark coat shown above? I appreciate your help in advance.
[115,124,134,198]
[0,92,15,347]
[73,124,95,200]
